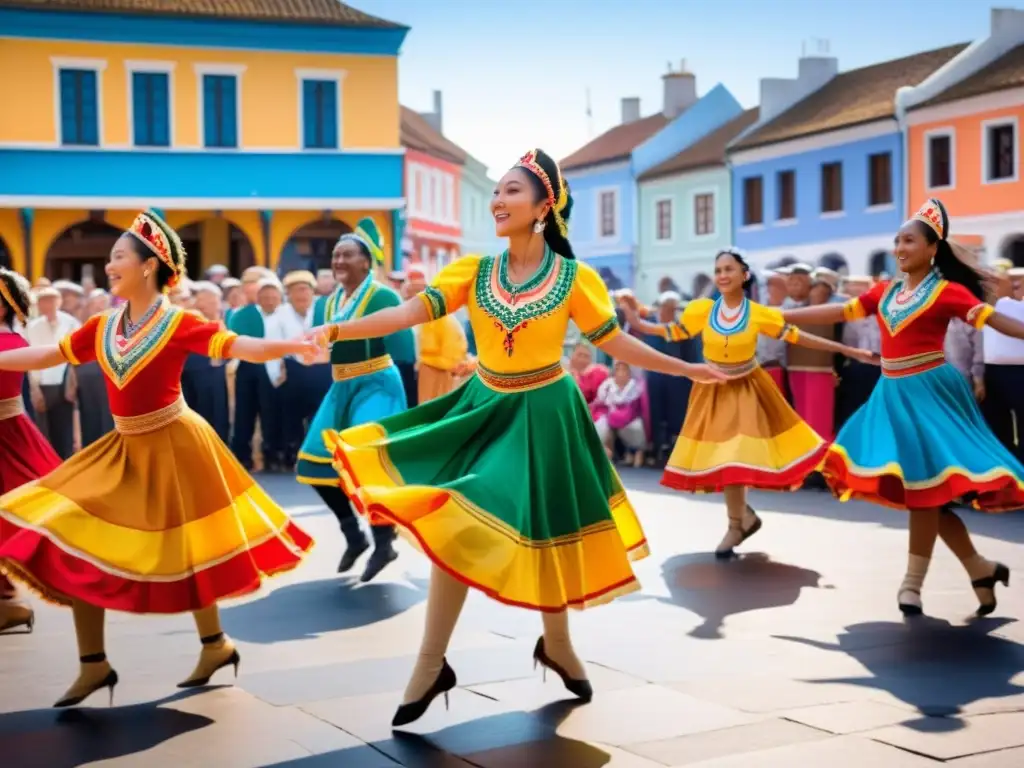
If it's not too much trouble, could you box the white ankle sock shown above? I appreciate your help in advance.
[899,554,930,606]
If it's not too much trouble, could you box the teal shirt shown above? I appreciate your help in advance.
[312,294,328,327]
[327,282,415,365]
[227,304,265,338]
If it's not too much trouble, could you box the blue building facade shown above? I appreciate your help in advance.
[727,46,966,277]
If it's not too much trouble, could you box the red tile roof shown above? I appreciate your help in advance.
[400,107,467,166]
[638,108,759,181]
[733,44,968,151]
[0,0,402,27]
[560,113,669,172]
[914,42,1024,109]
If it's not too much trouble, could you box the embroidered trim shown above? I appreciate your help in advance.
[332,355,393,382]
[776,324,799,342]
[475,252,576,331]
[585,317,620,345]
[879,271,942,336]
[663,322,690,341]
[843,299,867,321]
[881,351,945,378]
[58,334,80,365]
[476,362,566,392]
[707,358,758,377]
[208,330,237,359]
[97,301,183,390]
[708,296,750,336]
[113,395,186,435]
[0,395,24,420]
[421,286,446,320]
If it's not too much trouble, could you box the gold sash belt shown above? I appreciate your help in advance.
[114,395,186,435]
[332,354,393,382]
[0,395,25,420]
[881,351,945,377]
[707,358,758,377]
[477,362,566,393]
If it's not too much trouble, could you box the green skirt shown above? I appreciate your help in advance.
[323,364,648,611]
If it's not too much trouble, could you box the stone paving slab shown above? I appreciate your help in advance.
[2,471,1024,767]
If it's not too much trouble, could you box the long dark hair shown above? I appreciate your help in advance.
[715,248,755,298]
[518,148,576,259]
[0,268,31,329]
[911,201,984,300]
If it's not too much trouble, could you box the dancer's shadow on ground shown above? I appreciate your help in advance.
[626,552,828,639]
[221,576,428,644]
[266,700,610,768]
[776,616,1024,729]
[0,689,214,768]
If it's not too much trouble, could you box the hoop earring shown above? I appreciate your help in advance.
[533,220,546,234]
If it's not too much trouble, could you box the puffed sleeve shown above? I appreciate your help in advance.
[418,254,481,320]
[842,281,887,321]
[57,314,102,365]
[753,302,800,343]
[658,298,712,342]
[941,282,994,330]
[175,310,238,359]
[569,262,621,345]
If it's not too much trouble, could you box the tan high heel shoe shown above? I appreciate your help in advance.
[178,634,241,688]
[54,653,119,708]
[0,598,34,633]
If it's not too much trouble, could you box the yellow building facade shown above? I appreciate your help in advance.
[0,0,408,282]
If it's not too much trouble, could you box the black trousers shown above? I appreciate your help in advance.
[313,485,394,545]
[231,361,281,469]
[836,361,881,430]
[647,373,689,459]
[983,363,1024,466]
[397,361,418,409]
[36,382,74,459]
[281,359,332,465]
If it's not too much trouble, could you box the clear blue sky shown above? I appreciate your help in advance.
[354,0,1013,177]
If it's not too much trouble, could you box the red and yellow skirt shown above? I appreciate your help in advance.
[0,395,61,494]
[663,362,827,492]
[0,397,313,614]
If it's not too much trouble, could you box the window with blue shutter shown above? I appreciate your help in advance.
[58,69,99,146]
[202,74,238,148]
[302,79,337,149]
[132,72,170,147]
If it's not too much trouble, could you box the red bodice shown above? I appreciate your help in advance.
[58,302,236,417]
[847,278,993,362]
[0,332,27,398]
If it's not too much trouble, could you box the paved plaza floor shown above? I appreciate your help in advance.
[2,470,1024,767]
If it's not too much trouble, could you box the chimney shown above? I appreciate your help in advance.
[621,97,641,124]
[421,89,444,133]
[758,45,838,125]
[662,59,697,119]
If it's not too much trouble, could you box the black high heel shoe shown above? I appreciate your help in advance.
[54,653,119,708]
[533,637,593,703]
[973,562,1010,617]
[391,658,457,727]
[715,506,762,560]
[178,633,242,689]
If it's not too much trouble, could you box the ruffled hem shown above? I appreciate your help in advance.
[822,447,1024,512]
[0,518,312,614]
[326,429,646,613]
[661,444,827,493]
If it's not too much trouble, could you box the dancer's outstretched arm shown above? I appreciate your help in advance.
[985,312,1024,340]
[306,299,429,345]
[600,333,729,383]
[229,337,320,364]
[788,330,878,364]
[0,345,64,371]
[782,304,846,324]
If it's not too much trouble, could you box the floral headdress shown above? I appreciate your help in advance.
[516,149,570,237]
[909,198,947,241]
[128,209,186,291]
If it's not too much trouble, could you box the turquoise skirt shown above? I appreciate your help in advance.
[296,366,407,486]
[823,363,1024,510]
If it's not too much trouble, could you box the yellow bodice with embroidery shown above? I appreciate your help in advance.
[661,297,799,365]
[417,250,620,375]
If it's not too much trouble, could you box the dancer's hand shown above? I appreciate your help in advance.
[848,348,880,365]
[681,362,732,383]
[288,338,321,364]
[305,325,334,347]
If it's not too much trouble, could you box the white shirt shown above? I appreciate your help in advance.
[983,297,1024,365]
[25,311,81,386]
